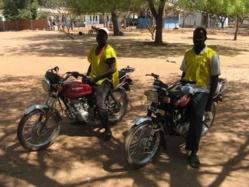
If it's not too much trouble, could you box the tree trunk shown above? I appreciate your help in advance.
[111,11,119,36]
[147,0,166,45]
[154,15,163,45]
[233,15,239,41]
[205,12,209,28]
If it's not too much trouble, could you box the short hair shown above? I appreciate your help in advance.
[194,27,207,39]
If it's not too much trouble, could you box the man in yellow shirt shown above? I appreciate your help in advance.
[180,27,221,168]
[86,28,119,140]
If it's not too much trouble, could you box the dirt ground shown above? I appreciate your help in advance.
[0,27,248,187]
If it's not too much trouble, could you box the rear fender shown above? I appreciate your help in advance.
[22,104,61,121]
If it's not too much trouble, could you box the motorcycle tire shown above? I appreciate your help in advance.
[124,122,161,168]
[202,103,216,136]
[107,87,128,125]
[88,30,93,34]
[17,109,60,151]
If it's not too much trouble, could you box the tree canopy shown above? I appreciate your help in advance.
[3,0,39,20]
[2,0,249,42]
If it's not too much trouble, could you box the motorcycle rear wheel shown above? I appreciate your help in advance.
[124,122,161,168]
[202,103,216,136]
[17,109,60,151]
[108,88,128,124]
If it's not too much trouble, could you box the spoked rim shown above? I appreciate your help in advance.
[108,90,127,121]
[125,124,160,166]
[19,110,58,148]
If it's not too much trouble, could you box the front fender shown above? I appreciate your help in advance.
[22,104,61,122]
[132,116,153,126]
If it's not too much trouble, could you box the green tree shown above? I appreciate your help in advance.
[146,0,182,44]
[227,0,249,40]
[69,0,180,44]
[18,0,39,20]
[146,0,166,44]
[0,0,4,9]
[69,0,144,36]
[3,0,39,20]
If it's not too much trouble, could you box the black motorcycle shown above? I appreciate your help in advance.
[124,73,226,168]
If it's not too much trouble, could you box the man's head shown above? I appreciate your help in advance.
[193,27,207,49]
[96,27,109,46]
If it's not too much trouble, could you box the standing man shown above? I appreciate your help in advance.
[180,27,221,168]
[86,28,119,141]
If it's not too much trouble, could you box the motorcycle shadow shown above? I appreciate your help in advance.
[59,117,104,138]
[114,130,190,170]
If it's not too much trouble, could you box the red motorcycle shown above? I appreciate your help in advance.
[17,66,133,151]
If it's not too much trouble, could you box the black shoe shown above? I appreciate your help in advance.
[103,130,112,141]
[188,152,201,168]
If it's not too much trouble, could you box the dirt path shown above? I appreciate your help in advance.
[0,29,248,187]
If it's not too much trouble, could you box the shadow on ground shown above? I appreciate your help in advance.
[0,73,248,187]
[2,31,249,59]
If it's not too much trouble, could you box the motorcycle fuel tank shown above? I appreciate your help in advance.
[62,81,92,99]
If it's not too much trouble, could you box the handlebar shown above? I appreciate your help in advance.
[48,66,59,74]
[64,71,87,80]
[146,73,159,80]
[145,73,182,90]
[120,66,135,73]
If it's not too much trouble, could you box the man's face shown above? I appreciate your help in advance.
[96,30,108,45]
[193,30,206,48]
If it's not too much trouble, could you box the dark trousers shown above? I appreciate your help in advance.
[93,80,111,130]
[186,92,209,152]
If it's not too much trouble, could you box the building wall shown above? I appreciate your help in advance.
[0,19,48,31]
[164,17,179,29]
[179,11,202,28]
[137,17,179,29]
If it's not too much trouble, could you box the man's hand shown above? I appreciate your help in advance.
[87,77,96,84]
[72,71,79,78]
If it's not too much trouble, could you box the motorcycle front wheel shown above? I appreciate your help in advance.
[107,87,128,124]
[17,109,60,151]
[124,122,161,168]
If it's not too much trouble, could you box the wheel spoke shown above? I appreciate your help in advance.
[17,109,60,151]
[125,124,161,167]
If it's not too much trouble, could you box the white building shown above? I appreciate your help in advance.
[0,10,5,21]
[179,10,228,28]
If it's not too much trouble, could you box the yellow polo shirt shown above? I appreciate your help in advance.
[183,47,217,88]
[87,44,119,87]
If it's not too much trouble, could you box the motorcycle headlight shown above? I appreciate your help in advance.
[42,78,51,92]
[144,90,158,103]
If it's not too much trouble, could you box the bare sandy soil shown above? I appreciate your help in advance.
[0,28,249,187]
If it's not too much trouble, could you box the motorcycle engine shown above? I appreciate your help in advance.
[175,121,189,137]
[174,110,190,137]
[68,98,90,122]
